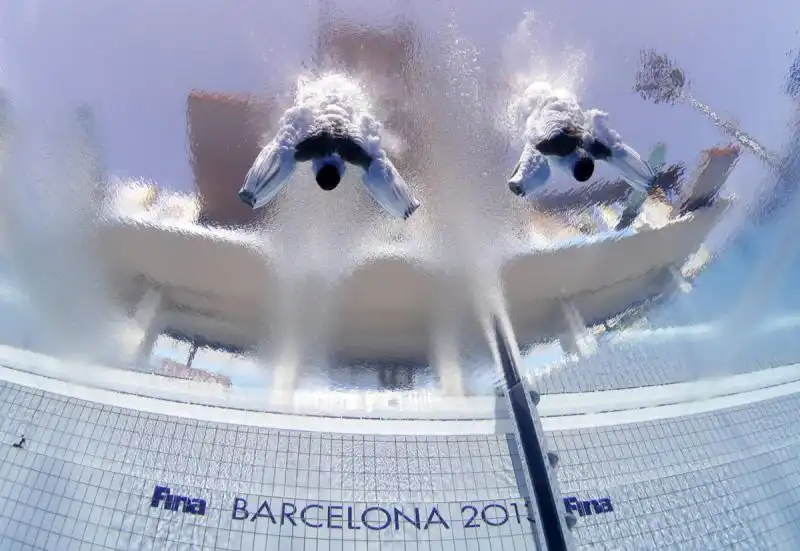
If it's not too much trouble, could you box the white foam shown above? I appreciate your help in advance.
[510,81,620,149]
[272,73,389,161]
[500,10,587,140]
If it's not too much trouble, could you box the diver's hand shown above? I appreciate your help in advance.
[606,142,656,194]
[361,156,420,220]
[239,142,297,209]
[508,142,552,199]
[615,187,649,231]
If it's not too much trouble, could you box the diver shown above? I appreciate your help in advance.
[238,78,420,220]
[507,83,658,229]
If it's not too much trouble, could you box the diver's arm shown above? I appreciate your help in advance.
[239,140,297,210]
[360,154,420,220]
[508,141,552,199]
[584,109,655,193]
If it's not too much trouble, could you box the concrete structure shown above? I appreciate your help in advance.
[87,129,738,399]
[151,21,736,394]
[98,170,730,373]
[187,91,277,227]
[672,145,740,216]
[0,69,737,400]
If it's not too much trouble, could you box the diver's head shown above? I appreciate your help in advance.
[571,154,595,183]
[316,163,341,191]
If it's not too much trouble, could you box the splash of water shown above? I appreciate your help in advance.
[500,10,587,141]
[405,18,533,391]
[410,18,526,264]
[0,12,599,396]
[257,72,423,275]
[244,16,592,391]
[0,101,126,363]
[247,72,415,379]
[272,72,387,160]
[245,20,532,389]
[476,11,596,386]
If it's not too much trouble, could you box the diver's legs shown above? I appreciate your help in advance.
[534,125,584,156]
[294,133,336,162]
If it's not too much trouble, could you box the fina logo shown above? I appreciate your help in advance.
[151,485,207,516]
[564,496,613,517]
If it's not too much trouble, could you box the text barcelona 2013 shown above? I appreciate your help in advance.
[150,485,613,531]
